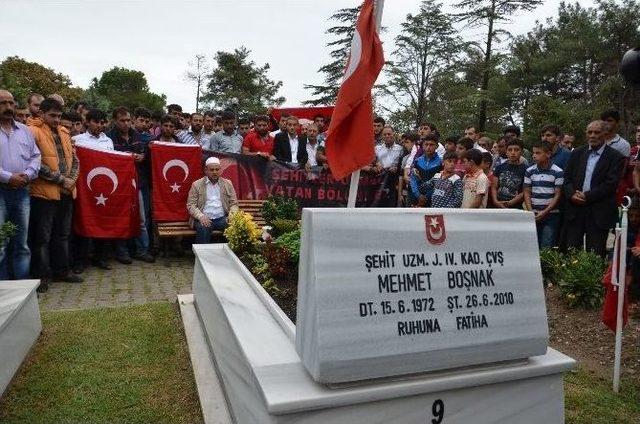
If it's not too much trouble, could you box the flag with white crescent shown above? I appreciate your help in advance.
[150,141,204,222]
[325,0,384,180]
[74,146,139,238]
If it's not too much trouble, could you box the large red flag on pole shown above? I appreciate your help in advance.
[74,146,139,238]
[325,0,385,185]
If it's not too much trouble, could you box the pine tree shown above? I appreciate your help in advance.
[381,0,463,128]
[303,6,360,106]
[455,0,542,131]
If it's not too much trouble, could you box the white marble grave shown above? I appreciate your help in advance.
[192,243,575,423]
[0,280,42,397]
[296,208,550,383]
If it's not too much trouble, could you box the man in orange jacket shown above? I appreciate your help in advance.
[28,98,82,293]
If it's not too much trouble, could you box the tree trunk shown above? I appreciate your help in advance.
[478,0,495,132]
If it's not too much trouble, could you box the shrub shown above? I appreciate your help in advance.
[0,222,17,245]
[539,247,564,284]
[271,218,299,238]
[555,249,607,309]
[262,196,299,225]
[274,229,301,263]
[263,243,292,278]
[224,211,262,255]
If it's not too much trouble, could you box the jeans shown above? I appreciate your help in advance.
[194,216,228,244]
[0,187,31,279]
[116,189,150,258]
[536,212,560,249]
[29,195,73,279]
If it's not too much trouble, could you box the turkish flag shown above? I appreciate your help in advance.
[601,231,629,332]
[74,146,139,238]
[325,0,384,180]
[150,141,203,222]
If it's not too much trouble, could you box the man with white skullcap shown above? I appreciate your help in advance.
[187,156,239,243]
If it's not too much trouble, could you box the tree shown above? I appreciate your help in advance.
[303,6,360,106]
[455,0,543,131]
[381,0,463,128]
[86,67,166,113]
[185,54,208,113]
[201,47,284,116]
[0,56,84,106]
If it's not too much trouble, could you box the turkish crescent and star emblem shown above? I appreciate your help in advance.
[425,215,446,245]
[86,167,119,206]
[162,159,189,193]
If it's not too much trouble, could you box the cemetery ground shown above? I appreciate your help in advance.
[0,255,638,423]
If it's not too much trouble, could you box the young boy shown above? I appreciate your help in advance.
[422,151,463,208]
[443,136,458,154]
[492,138,528,209]
[409,135,442,206]
[454,137,474,177]
[523,140,564,248]
[481,151,495,208]
[461,149,489,208]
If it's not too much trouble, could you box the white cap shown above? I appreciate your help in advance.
[205,156,221,166]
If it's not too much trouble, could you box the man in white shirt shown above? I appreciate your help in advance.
[187,157,239,244]
[304,123,323,169]
[374,126,404,174]
[72,109,113,150]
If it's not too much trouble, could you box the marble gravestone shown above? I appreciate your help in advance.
[0,280,41,396]
[296,208,549,383]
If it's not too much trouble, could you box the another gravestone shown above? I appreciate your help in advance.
[296,208,549,383]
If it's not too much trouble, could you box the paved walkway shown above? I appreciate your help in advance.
[37,256,195,311]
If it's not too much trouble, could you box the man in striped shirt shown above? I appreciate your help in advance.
[523,140,564,248]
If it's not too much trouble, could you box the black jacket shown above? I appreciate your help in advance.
[562,144,624,229]
[273,132,308,166]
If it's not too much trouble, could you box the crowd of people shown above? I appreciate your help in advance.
[0,87,639,301]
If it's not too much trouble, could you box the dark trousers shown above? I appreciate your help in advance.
[30,195,73,279]
[562,209,609,258]
[194,217,228,244]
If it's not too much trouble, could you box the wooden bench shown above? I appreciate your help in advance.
[156,199,266,265]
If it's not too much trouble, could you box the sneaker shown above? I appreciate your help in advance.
[116,255,132,265]
[134,253,156,263]
[54,273,84,283]
[36,280,49,293]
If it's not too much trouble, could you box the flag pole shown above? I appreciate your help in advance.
[347,0,385,209]
[613,196,631,393]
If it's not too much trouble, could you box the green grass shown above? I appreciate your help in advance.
[0,302,203,424]
[565,368,640,424]
[1,302,638,423]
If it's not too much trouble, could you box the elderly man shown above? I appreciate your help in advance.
[562,120,624,257]
[0,90,41,280]
[187,157,239,244]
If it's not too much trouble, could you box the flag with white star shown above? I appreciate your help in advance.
[73,146,139,238]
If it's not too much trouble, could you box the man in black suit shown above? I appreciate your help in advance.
[273,116,308,168]
[562,120,624,257]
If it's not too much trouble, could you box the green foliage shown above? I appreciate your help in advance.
[223,211,261,255]
[0,222,17,245]
[261,196,299,226]
[303,6,360,106]
[381,0,463,128]
[274,229,301,264]
[539,247,565,284]
[540,248,608,309]
[271,219,299,238]
[201,47,284,116]
[0,56,85,106]
[86,67,166,113]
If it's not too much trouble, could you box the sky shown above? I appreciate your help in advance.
[1,0,595,111]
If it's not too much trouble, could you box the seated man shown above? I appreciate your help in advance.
[187,157,239,244]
